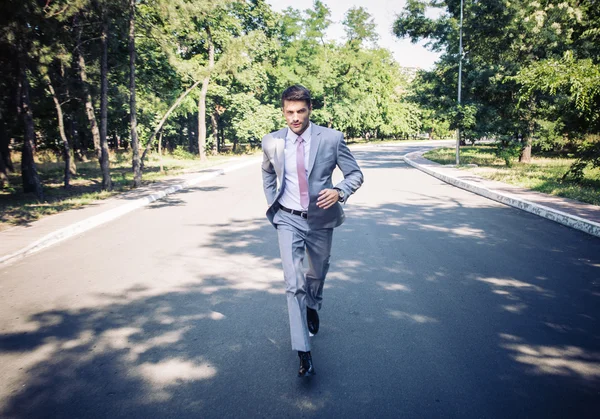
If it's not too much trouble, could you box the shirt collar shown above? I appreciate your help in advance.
[287,122,312,143]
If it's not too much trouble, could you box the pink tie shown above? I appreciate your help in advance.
[296,136,309,209]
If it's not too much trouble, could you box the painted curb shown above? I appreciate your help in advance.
[0,157,261,267]
[403,152,600,239]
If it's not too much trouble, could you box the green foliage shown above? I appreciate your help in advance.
[171,145,197,160]
[495,140,522,168]
[264,3,424,141]
[514,52,600,112]
[343,7,378,46]
[394,0,600,179]
[450,104,477,132]
[224,93,282,143]
[533,119,568,152]
[564,136,600,181]
[1,0,442,204]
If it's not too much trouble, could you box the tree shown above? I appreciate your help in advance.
[44,72,75,188]
[342,6,378,47]
[75,16,103,161]
[198,26,214,161]
[36,2,82,188]
[514,52,600,179]
[140,0,256,164]
[221,93,281,148]
[393,0,594,163]
[1,0,45,199]
[0,0,446,204]
[97,0,112,190]
[129,0,141,186]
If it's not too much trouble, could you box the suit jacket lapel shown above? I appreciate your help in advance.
[274,128,286,174]
[308,124,322,175]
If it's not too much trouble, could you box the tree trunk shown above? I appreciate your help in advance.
[211,108,218,155]
[197,27,214,162]
[99,17,112,190]
[197,94,207,160]
[158,130,163,173]
[519,123,534,163]
[18,65,43,200]
[76,38,101,160]
[188,116,195,153]
[519,100,535,163]
[520,137,532,162]
[70,118,86,162]
[129,0,141,187]
[0,120,13,187]
[0,156,7,188]
[140,79,202,167]
[45,74,75,188]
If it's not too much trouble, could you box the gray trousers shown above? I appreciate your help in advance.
[273,210,333,352]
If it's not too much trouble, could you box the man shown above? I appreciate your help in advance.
[261,85,364,377]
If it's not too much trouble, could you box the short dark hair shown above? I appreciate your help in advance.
[281,85,312,108]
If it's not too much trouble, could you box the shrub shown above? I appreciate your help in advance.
[495,140,522,167]
[171,145,196,160]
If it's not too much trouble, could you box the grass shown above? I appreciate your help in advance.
[0,149,258,231]
[424,144,600,206]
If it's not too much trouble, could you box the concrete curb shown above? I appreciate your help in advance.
[403,152,600,239]
[0,157,261,267]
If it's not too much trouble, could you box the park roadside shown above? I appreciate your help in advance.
[403,150,600,238]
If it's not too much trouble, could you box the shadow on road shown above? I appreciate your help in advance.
[146,186,226,210]
[2,181,600,417]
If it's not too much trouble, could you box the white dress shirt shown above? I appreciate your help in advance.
[278,122,312,211]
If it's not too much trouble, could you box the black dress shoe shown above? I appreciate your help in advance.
[298,351,315,377]
[307,307,319,335]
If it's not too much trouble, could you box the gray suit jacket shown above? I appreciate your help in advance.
[261,124,364,229]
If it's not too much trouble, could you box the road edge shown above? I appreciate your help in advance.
[403,151,600,239]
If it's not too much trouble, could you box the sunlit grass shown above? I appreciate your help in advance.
[0,149,258,230]
[424,146,600,206]
[424,145,502,166]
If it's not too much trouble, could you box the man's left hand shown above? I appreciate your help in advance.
[316,189,339,209]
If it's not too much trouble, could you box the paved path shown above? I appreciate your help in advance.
[0,143,599,418]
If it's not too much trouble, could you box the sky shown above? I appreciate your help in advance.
[265,0,442,70]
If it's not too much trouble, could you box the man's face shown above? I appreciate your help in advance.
[283,100,311,136]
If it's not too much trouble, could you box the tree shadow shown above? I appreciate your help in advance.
[1,197,600,417]
[190,199,600,417]
[145,187,226,209]
[0,282,303,418]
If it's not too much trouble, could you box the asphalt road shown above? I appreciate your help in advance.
[1,144,599,419]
